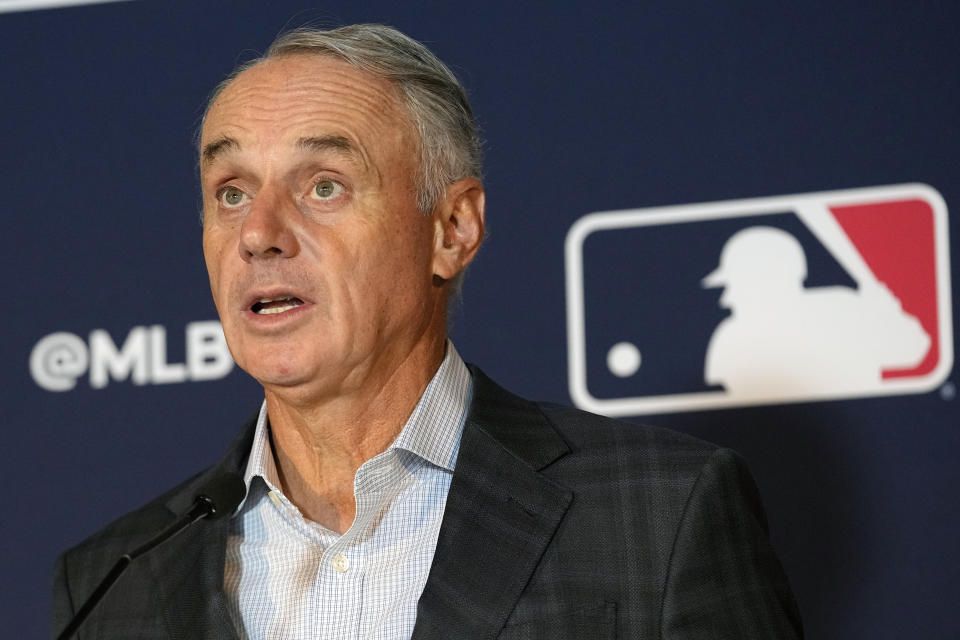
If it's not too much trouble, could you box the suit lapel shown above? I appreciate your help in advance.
[148,412,258,640]
[413,368,573,640]
[147,515,238,640]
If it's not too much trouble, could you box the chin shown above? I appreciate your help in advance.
[250,369,316,391]
[236,349,311,387]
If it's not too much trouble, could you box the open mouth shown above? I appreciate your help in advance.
[251,296,304,315]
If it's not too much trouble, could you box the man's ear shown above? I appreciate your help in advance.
[432,177,485,282]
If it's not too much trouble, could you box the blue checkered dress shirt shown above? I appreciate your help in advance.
[223,343,472,639]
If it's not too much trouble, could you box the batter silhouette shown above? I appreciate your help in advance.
[702,226,930,398]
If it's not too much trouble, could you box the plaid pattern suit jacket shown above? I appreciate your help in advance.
[53,367,802,639]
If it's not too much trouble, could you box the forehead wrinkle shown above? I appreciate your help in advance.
[214,58,405,128]
[202,56,415,186]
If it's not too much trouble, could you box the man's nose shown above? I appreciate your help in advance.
[237,188,301,262]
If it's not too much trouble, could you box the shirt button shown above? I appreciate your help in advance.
[332,554,350,573]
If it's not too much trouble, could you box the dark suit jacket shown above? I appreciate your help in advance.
[53,367,802,639]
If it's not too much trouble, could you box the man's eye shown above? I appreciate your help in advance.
[313,179,344,200]
[218,186,246,207]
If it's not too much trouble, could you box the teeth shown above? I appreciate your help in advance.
[258,304,298,315]
[252,296,304,315]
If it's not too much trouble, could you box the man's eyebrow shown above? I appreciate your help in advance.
[296,135,361,159]
[201,136,239,167]
[300,135,377,182]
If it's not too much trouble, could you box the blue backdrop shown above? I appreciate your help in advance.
[3,1,957,638]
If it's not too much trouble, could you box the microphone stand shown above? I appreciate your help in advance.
[56,495,218,640]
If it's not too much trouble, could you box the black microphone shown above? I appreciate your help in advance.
[56,472,246,640]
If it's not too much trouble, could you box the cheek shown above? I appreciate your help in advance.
[202,230,230,286]
[369,235,435,307]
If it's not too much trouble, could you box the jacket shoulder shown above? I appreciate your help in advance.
[538,400,718,456]
[467,365,721,474]
[533,401,754,537]
[63,467,208,562]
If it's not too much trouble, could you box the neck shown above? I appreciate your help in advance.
[262,331,447,533]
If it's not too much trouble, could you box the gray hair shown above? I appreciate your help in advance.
[203,23,483,215]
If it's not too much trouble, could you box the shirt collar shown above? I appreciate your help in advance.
[238,340,472,508]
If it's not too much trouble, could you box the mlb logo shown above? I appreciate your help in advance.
[564,184,952,415]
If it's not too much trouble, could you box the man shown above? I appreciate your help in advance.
[53,24,802,639]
